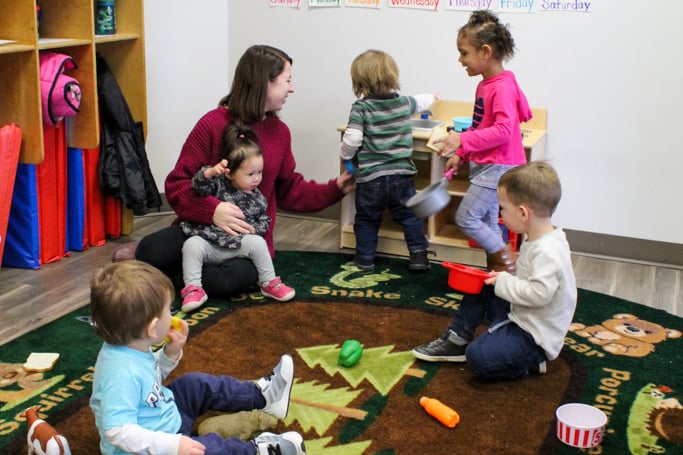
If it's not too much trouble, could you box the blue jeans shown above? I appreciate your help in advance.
[353,174,429,261]
[455,183,505,254]
[169,372,266,454]
[448,286,547,381]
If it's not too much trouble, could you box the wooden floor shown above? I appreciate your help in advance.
[1,213,681,346]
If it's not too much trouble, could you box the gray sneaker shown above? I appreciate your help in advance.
[412,331,467,362]
[257,354,294,420]
[253,431,306,455]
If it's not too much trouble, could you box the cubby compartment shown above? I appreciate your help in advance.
[38,0,93,45]
[0,51,42,162]
[413,151,431,190]
[46,43,99,148]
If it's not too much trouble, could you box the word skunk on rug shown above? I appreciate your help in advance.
[23,406,71,455]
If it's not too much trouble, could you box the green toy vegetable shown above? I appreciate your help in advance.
[338,339,363,367]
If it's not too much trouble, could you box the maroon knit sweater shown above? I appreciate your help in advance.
[165,107,344,256]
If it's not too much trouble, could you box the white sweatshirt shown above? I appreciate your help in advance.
[495,227,577,360]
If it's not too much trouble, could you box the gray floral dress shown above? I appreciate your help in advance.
[179,167,270,249]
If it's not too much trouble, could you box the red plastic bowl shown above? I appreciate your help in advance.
[442,262,489,294]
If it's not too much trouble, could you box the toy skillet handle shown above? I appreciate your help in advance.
[443,168,455,180]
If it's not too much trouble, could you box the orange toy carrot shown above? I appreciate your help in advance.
[420,396,460,428]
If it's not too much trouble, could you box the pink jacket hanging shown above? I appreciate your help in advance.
[39,52,81,126]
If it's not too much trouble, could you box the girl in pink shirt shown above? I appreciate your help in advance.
[435,10,532,272]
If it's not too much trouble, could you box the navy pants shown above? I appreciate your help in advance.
[448,285,547,380]
[169,372,266,454]
[354,174,428,262]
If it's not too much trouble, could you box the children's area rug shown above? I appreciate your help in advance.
[1,251,682,454]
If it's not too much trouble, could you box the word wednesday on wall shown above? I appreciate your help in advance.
[269,0,594,12]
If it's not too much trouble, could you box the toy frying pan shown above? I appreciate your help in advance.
[406,168,455,219]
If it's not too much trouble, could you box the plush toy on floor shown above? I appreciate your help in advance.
[23,406,71,455]
[197,410,277,440]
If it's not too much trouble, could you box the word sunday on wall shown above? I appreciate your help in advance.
[270,0,594,13]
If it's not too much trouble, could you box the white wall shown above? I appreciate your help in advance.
[144,2,683,245]
[144,0,229,194]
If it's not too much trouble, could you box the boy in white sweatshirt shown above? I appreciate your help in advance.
[413,161,577,380]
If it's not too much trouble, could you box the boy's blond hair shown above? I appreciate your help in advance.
[498,161,562,217]
[90,261,175,345]
[350,49,400,98]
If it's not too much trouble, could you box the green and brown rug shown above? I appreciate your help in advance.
[1,251,682,454]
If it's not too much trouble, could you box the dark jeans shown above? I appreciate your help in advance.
[353,174,428,261]
[448,285,547,381]
[169,373,265,454]
[136,225,258,297]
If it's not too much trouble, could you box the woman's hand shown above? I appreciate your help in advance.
[212,201,255,237]
[336,171,355,194]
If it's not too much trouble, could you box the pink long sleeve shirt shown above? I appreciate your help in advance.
[458,70,532,166]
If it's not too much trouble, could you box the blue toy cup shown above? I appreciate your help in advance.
[452,116,472,132]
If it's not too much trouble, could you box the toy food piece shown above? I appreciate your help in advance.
[426,123,449,153]
[23,352,60,372]
[338,339,363,367]
[164,316,183,343]
[420,396,460,428]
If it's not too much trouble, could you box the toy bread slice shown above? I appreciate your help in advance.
[426,123,450,153]
[23,352,60,372]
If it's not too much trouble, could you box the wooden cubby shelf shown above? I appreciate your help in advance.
[0,0,146,164]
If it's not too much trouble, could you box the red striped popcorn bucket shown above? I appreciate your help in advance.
[556,403,607,448]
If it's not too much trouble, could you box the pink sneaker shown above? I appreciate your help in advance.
[181,285,207,312]
[261,277,295,302]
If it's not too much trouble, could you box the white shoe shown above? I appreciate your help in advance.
[257,354,294,420]
[253,431,306,455]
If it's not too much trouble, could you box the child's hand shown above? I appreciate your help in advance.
[178,435,205,455]
[164,317,188,360]
[438,132,462,158]
[445,154,461,171]
[204,159,229,179]
[484,270,499,286]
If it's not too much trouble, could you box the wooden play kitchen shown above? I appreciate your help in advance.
[338,100,547,268]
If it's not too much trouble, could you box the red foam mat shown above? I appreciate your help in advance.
[83,146,107,247]
[0,124,23,265]
[36,122,69,264]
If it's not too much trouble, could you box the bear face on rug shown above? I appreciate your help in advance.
[569,313,682,357]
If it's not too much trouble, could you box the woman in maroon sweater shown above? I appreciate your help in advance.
[135,45,353,296]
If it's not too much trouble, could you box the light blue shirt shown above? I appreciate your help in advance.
[90,343,182,455]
